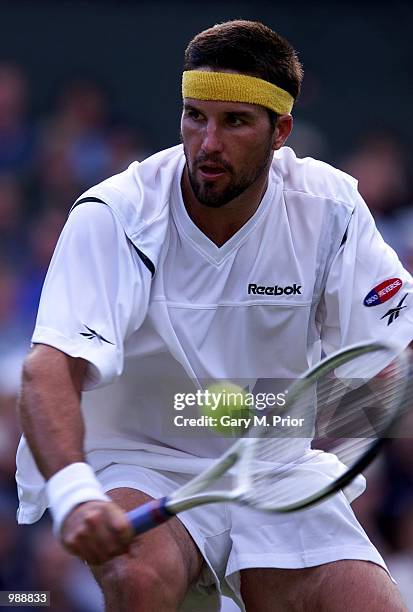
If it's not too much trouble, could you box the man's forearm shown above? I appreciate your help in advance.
[17,345,129,557]
[18,345,87,479]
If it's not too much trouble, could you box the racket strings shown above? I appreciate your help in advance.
[240,347,412,510]
[251,381,395,464]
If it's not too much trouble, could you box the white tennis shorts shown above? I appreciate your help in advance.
[96,463,388,612]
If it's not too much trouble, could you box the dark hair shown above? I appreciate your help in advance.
[184,20,304,102]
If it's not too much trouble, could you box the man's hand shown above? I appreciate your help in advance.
[61,500,135,565]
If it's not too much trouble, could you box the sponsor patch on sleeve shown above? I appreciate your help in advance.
[363,278,402,307]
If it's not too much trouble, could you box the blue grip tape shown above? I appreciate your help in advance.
[127,497,172,534]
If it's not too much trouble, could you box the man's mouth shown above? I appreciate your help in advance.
[197,163,227,179]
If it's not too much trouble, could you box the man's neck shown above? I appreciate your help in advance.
[181,166,270,247]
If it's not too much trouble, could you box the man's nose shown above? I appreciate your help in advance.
[201,122,224,154]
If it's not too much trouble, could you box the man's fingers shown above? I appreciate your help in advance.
[64,525,130,564]
[60,500,134,564]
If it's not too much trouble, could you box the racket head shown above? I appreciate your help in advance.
[233,341,412,512]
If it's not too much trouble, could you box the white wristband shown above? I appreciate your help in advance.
[46,462,110,535]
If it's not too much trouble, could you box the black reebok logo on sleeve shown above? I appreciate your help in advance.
[380,294,408,326]
[80,325,115,345]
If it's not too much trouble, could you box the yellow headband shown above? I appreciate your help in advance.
[182,70,294,115]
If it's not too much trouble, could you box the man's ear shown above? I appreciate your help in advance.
[273,114,293,150]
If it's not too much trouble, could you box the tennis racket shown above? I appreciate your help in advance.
[127,341,412,534]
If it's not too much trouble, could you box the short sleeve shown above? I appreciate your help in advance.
[318,191,413,355]
[32,202,152,390]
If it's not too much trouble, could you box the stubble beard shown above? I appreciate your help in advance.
[184,143,274,208]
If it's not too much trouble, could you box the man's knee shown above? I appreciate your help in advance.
[93,551,188,609]
[315,560,407,612]
[241,562,407,612]
[103,557,181,600]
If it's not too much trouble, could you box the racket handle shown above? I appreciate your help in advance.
[127,497,174,534]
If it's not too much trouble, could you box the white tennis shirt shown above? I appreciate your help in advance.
[16,145,413,523]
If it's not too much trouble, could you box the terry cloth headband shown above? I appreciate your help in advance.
[182,70,294,115]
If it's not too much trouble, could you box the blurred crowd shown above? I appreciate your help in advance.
[0,61,413,610]
[0,62,151,611]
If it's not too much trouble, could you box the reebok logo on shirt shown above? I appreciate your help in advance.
[248,283,302,296]
[380,294,408,326]
[80,325,114,345]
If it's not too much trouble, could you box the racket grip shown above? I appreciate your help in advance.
[127,497,174,534]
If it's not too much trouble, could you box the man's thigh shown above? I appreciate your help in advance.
[240,561,407,612]
[90,488,204,611]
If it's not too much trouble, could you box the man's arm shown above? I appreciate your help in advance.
[18,344,134,565]
[19,344,86,477]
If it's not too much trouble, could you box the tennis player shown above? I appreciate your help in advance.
[16,20,412,611]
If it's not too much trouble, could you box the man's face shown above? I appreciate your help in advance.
[181,98,276,208]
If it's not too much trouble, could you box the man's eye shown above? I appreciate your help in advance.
[186,110,202,120]
[227,115,243,126]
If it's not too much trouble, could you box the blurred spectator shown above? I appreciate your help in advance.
[18,207,66,329]
[36,78,113,210]
[388,205,413,274]
[108,124,152,173]
[285,119,330,160]
[0,174,27,268]
[378,416,413,551]
[34,77,151,213]
[342,130,413,266]
[0,262,24,343]
[343,131,411,215]
[0,494,31,593]
[0,64,35,175]
[372,412,413,610]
